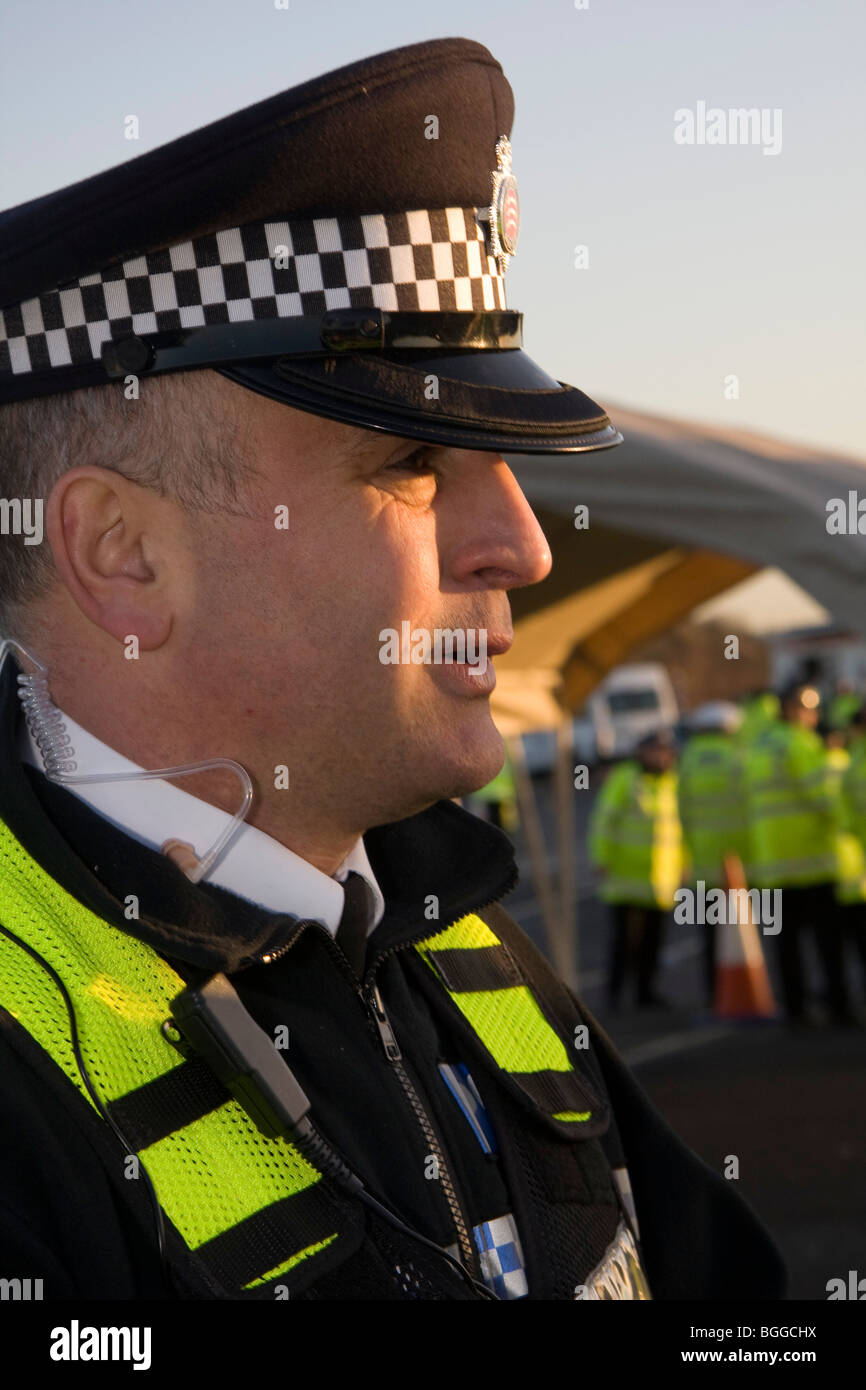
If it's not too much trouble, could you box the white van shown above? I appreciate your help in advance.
[590,663,679,759]
[520,662,678,773]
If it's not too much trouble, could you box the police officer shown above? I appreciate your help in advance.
[470,742,519,833]
[589,729,682,1011]
[827,681,861,734]
[738,688,780,752]
[744,682,853,1026]
[678,701,746,1007]
[835,702,866,999]
[0,39,784,1300]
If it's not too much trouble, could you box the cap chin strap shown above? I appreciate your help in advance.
[99,308,523,379]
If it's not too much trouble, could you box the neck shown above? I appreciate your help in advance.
[18,665,361,879]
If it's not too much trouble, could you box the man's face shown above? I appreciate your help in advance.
[638,742,676,774]
[179,375,552,829]
[783,700,819,730]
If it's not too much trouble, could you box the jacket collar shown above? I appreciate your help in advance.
[0,655,518,974]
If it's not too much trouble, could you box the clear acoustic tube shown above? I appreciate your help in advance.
[0,638,254,883]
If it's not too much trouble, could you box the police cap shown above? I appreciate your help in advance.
[0,38,622,456]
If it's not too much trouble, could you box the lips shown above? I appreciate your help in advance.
[431,628,512,698]
[485,633,514,658]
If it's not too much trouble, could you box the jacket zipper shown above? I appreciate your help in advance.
[360,878,518,1283]
[241,874,518,1285]
[366,978,480,1279]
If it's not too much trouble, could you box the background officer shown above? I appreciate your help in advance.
[678,701,746,1007]
[738,689,780,753]
[744,682,853,1026]
[835,702,866,1001]
[589,729,682,1011]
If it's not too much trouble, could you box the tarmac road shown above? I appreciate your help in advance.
[632,1023,866,1301]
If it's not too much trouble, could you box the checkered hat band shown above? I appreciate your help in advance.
[0,207,507,378]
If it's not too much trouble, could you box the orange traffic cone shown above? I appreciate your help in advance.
[713,854,777,1019]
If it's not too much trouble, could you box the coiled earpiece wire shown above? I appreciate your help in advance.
[0,638,253,881]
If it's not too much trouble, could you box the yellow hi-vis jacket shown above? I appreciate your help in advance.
[677,731,747,888]
[588,761,682,909]
[837,733,866,903]
[743,722,837,889]
[828,692,861,731]
[736,694,780,751]
[473,746,516,804]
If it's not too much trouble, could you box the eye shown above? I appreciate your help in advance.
[386,445,438,475]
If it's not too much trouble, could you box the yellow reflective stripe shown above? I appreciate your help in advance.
[140,1102,322,1250]
[602,830,680,847]
[444,985,572,1073]
[418,916,578,1074]
[553,1110,592,1122]
[0,828,186,1107]
[750,774,829,794]
[753,799,831,818]
[419,915,499,951]
[243,1235,338,1290]
[681,817,741,831]
[755,854,836,876]
[618,813,680,827]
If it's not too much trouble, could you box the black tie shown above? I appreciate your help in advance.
[335,870,371,978]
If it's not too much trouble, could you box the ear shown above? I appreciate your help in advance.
[45,466,176,649]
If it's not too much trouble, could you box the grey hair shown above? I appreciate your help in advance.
[0,370,255,635]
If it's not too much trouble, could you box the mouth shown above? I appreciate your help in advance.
[485,632,514,658]
[426,628,513,699]
[430,660,497,696]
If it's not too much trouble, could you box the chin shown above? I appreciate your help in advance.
[371,703,505,818]
[424,742,507,805]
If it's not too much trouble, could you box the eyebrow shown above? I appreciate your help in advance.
[342,430,381,457]
[340,428,406,463]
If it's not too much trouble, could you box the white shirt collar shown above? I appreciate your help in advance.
[20,709,385,936]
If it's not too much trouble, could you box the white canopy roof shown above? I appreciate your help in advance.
[510,404,866,631]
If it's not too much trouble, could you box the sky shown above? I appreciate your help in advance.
[2,0,863,630]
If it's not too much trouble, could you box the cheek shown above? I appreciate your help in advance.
[309,503,438,636]
[374,509,439,605]
[199,501,440,666]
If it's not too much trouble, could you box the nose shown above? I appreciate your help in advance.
[445,454,553,591]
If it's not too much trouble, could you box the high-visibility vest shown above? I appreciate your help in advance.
[0,814,609,1297]
[828,692,861,731]
[588,761,682,909]
[472,746,519,831]
[837,734,866,903]
[743,722,837,889]
[737,694,780,751]
[472,746,516,804]
[677,732,747,887]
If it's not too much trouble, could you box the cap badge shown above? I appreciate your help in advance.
[489,136,520,274]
